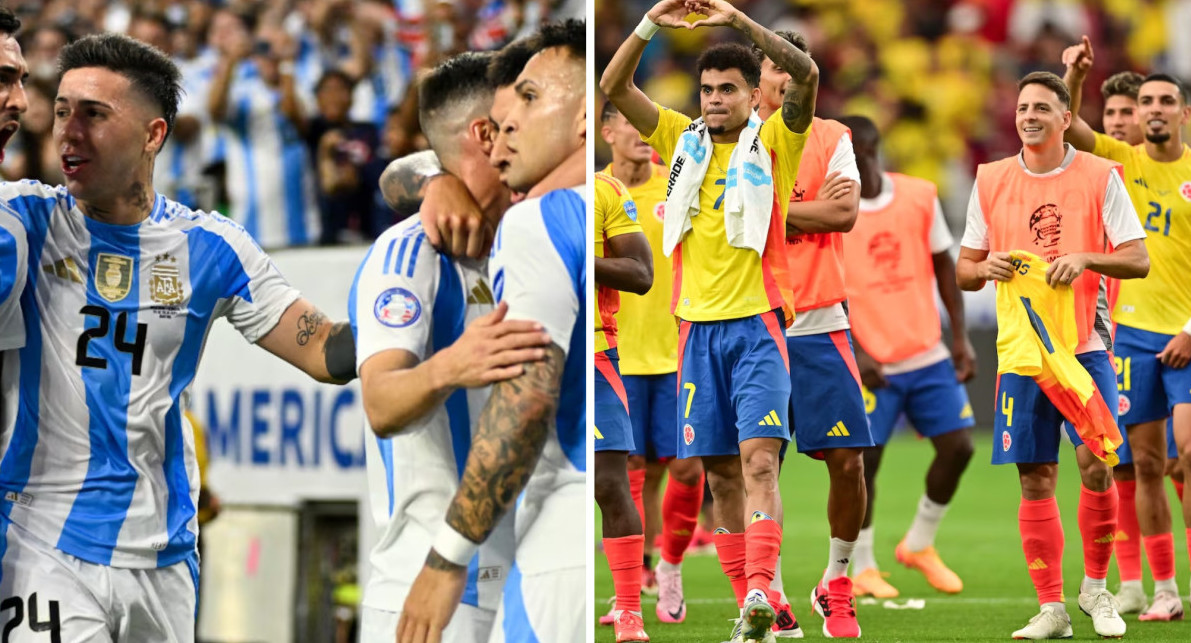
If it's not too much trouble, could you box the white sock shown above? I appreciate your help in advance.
[853,526,877,573]
[1155,577,1178,595]
[824,537,857,582]
[657,559,681,573]
[770,554,788,603]
[904,495,949,552]
[1120,579,1143,592]
[1042,601,1067,614]
[1082,576,1107,593]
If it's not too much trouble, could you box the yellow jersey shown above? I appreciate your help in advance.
[594,172,642,353]
[606,162,675,375]
[642,104,807,323]
[1093,132,1191,335]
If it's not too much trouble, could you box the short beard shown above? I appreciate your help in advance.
[707,125,725,135]
[1145,131,1172,144]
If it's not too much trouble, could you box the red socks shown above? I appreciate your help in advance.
[1114,479,1142,582]
[714,531,748,608]
[660,473,704,565]
[1143,533,1176,581]
[744,518,782,594]
[1174,480,1185,502]
[1019,497,1065,604]
[604,535,644,613]
[1078,485,1117,581]
[628,468,646,530]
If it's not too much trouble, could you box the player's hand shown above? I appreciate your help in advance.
[856,350,887,390]
[951,336,977,383]
[1061,35,1094,75]
[397,556,468,643]
[1157,331,1191,369]
[436,301,550,389]
[685,0,738,28]
[977,251,1015,282]
[1045,253,1089,286]
[418,174,492,259]
[646,0,695,29]
[817,171,854,201]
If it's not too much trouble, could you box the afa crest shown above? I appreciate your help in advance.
[150,254,185,305]
[95,253,133,303]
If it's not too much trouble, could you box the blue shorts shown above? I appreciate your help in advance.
[1115,417,1178,464]
[625,372,678,460]
[676,311,791,458]
[866,357,975,445]
[786,330,874,456]
[992,350,1118,465]
[594,349,633,453]
[1114,325,1191,426]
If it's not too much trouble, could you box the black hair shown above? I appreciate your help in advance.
[58,33,183,143]
[836,114,879,150]
[419,51,496,123]
[752,30,808,63]
[487,37,537,88]
[315,68,356,94]
[0,5,19,37]
[697,42,761,89]
[600,99,619,123]
[1142,73,1189,104]
[1018,71,1071,109]
[533,18,584,61]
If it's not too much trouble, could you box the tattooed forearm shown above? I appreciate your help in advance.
[425,548,467,572]
[731,14,817,133]
[444,345,565,543]
[296,310,326,346]
[379,150,444,217]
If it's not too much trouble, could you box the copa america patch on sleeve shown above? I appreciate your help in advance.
[374,287,422,328]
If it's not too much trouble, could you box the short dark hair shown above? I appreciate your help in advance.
[488,37,537,87]
[752,30,808,63]
[0,6,20,37]
[315,68,355,94]
[600,99,619,123]
[1100,71,1143,101]
[1018,71,1070,109]
[419,51,495,127]
[533,18,584,61]
[697,43,761,89]
[1142,72,1189,104]
[58,33,183,143]
[836,114,879,150]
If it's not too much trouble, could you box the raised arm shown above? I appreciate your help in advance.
[255,298,356,384]
[1060,35,1098,152]
[599,0,694,137]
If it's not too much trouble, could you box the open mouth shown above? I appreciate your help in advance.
[0,121,18,163]
[61,154,89,177]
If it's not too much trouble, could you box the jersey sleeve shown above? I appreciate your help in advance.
[214,221,302,343]
[0,206,26,351]
[641,104,690,168]
[1091,132,1134,165]
[761,108,810,207]
[959,183,989,250]
[826,133,861,183]
[349,227,439,370]
[929,197,955,253]
[595,175,642,240]
[490,191,583,356]
[1102,169,1147,247]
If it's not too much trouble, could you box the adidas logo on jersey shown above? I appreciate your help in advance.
[826,421,850,437]
[1027,558,1048,570]
[42,257,83,284]
[467,280,495,305]
[477,566,504,582]
[758,410,782,427]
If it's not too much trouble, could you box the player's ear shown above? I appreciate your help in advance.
[469,117,494,155]
[575,102,586,141]
[145,117,168,156]
[601,124,615,145]
[750,85,762,110]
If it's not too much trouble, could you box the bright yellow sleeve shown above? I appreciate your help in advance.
[760,108,810,207]
[642,103,691,168]
[1091,131,1134,165]
[596,173,642,240]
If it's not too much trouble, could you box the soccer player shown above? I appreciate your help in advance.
[601,100,707,626]
[836,114,976,598]
[0,4,26,416]
[594,169,653,642]
[753,32,876,632]
[398,19,586,643]
[1063,36,1191,621]
[602,0,826,638]
[352,52,548,642]
[957,71,1148,639]
[0,33,357,640]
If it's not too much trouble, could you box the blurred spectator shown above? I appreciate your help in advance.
[307,69,380,244]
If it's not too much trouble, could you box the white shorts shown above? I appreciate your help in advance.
[359,603,495,643]
[0,518,197,642]
[488,565,584,643]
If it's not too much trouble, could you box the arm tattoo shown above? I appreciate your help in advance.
[380,150,443,217]
[444,345,565,543]
[733,16,816,132]
[296,310,326,347]
[425,548,467,572]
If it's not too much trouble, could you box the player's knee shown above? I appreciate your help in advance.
[1132,449,1166,481]
[593,467,626,505]
[740,448,780,483]
[669,457,703,486]
[945,435,975,469]
[828,449,865,484]
[1079,460,1113,492]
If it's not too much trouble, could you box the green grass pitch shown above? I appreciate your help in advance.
[594,432,1191,642]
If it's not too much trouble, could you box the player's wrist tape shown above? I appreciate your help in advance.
[433,522,479,567]
[635,16,660,41]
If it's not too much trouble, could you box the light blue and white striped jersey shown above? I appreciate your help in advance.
[488,187,586,575]
[349,217,513,614]
[0,203,26,352]
[220,61,320,250]
[0,180,300,568]
[293,24,413,130]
